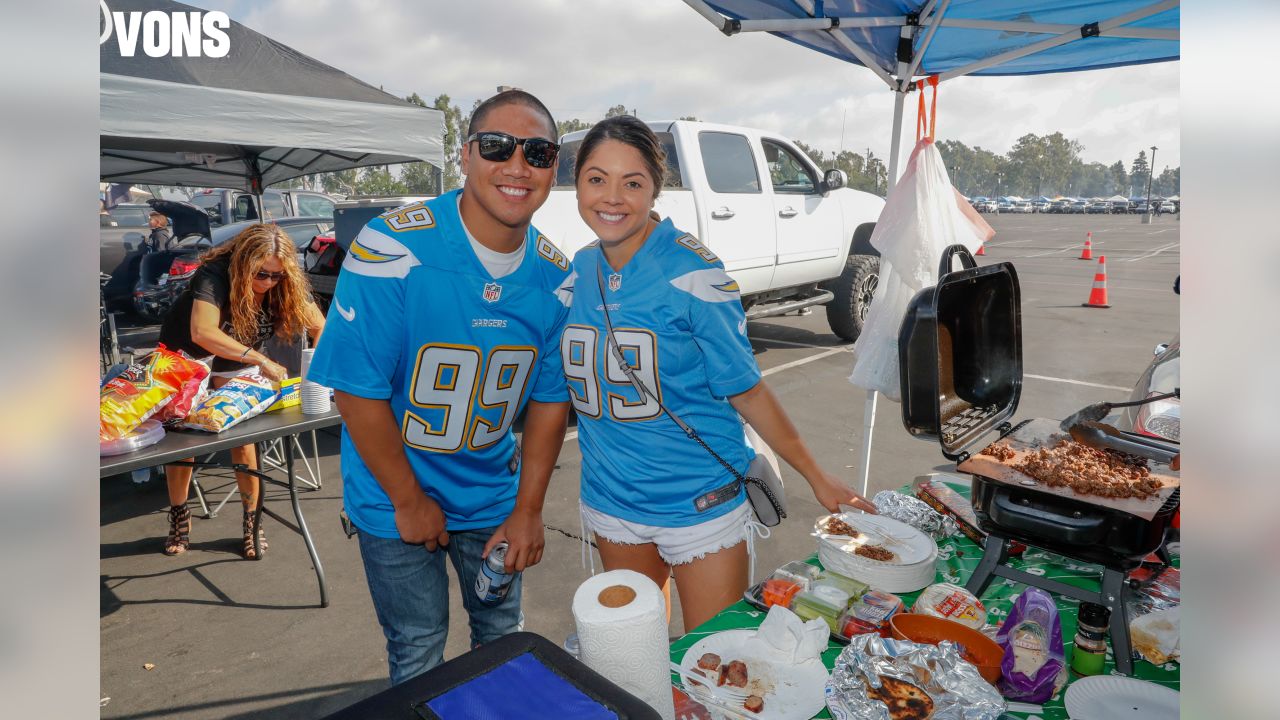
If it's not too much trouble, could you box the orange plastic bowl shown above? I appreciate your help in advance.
[889,613,1003,684]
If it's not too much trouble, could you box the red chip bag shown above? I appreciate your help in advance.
[155,371,212,425]
[100,346,207,440]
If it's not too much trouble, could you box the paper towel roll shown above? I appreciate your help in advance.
[572,570,675,720]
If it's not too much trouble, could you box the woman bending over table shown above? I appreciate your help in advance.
[562,116,876,630]
[156,223,325,558]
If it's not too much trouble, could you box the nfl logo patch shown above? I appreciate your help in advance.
[482,282,502,303]
[608,273,622,292]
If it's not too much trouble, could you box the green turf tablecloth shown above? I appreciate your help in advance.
[668,481,1180,719]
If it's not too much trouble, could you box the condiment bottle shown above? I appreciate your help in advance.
[1070,602,1110,676]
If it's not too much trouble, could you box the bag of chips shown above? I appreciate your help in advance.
[181,370,280,433]
[154,370,211,425]
[100,346,208,440]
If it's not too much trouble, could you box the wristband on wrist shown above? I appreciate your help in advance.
[240,347,252,360]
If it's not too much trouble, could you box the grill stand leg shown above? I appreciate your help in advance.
[1101,568,1133,676]
[964,532,1137,676]
[965,534,1009,598]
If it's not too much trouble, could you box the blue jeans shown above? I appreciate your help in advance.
[356,526,524,685]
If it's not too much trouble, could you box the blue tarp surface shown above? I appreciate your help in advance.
[705,1,1178,77]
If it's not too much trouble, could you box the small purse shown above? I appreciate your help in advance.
[594,259,787,527]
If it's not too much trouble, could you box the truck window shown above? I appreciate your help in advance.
[761,139,817,194]
[190,194,224,225]
[263,192,287,220]
[699,132,760,194]
[295,194,335,218]
[554,132,683,189]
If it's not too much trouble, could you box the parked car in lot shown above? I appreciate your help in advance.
[1012,200,1034,213]
[1158,201,1176,214]
[532,119,886,341]
[131,200,333,321]
[1085,201,1111,214]
[1111,200,1132,213]
[1048,199,1072,213]
[1032,200,1050,213]
[973,198,997,213]
[1116,338,1180,443]
[188,188,337,227]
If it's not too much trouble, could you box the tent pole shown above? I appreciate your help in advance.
[886,89,908,186]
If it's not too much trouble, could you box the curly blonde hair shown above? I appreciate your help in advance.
[199,224,318,343]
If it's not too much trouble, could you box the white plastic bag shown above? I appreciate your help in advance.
[849,138,995,400]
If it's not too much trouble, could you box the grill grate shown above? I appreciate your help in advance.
[940,404,1000,445]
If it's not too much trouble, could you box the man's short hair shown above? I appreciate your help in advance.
[466,89,558,141]
[149,211,168,225]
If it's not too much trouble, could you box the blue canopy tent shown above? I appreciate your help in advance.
[681,0,1180,492]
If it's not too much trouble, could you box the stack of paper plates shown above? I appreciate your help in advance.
[814,513,938,593]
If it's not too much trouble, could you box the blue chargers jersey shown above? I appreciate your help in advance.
[308,190,574,538]
[563,219,762,527]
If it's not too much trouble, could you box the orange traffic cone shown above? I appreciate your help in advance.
[1078,232,1093,260]
[1082,255,1111,308]
[975,243,986,256]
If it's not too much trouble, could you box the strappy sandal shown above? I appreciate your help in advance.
[242,509,268,560]
[164,504,191,556]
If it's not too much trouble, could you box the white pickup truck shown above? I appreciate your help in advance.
[533,120,885,341]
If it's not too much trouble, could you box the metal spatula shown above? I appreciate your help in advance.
[1058,389,1179,432]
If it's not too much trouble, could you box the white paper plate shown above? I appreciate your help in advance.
[1063,676,1179,719]
[680,629,828,720]
[815,513,936,566]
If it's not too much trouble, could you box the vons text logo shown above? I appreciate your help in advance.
[99,0,231,58]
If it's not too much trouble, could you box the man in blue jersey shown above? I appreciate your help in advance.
[307,90,573,684]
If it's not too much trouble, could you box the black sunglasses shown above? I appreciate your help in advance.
[254,270,285,282]
[467,132,560,169]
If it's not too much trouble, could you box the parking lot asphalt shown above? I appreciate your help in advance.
[99,212,1179,719]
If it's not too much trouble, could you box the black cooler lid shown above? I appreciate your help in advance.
[898,245,1023,460]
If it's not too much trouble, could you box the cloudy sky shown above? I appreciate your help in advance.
[221,0,1179,171]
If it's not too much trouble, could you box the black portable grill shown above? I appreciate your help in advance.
[896,245,1180,675]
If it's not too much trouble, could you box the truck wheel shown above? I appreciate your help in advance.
[824,254,879,342]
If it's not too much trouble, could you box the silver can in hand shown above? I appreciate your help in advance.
[475,541,514,605]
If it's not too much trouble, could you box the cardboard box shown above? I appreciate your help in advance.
[266,377,300,412]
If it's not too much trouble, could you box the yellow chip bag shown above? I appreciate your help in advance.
[100,347,208,441]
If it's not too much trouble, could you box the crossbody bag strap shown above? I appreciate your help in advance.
[594,256,745,484]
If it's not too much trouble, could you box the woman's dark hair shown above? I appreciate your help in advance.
[574,115,666,199]
[467,89,558,141]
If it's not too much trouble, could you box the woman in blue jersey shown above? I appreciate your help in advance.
[562,115,876,630]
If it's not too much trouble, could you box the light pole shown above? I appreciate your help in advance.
[1143,145,1158,223]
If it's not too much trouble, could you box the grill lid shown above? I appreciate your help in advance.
[898,245,1022,460]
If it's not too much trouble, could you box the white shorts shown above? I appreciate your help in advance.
[579,501,769,577]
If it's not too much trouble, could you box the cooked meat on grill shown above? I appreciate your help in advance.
[980,442,1017,461]
[1013,439,1161,499]
[743,694,764,713]
[723,660,749,688]
[854,544,898,562]
[819,515,862,538]
[696,652,721,671]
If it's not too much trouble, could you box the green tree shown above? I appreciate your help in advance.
[1130,150,1151,190]
[604,104,629,119]
[430,93,469,192]
[1109,161,1130,196]
[356,166,408,196]
[557,118,593,137]
[321,169,359,197]
[1153,166,1179,196]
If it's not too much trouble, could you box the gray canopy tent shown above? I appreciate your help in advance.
[681,0,1180,493]
[100,0,444,198]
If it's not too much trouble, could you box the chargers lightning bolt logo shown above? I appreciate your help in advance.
[348,239,405,264]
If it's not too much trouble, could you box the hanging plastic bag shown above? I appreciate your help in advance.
[849,79,995,400]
